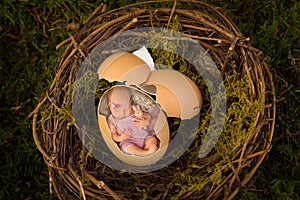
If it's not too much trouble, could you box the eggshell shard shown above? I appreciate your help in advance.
[97,86,170,166]
[143,69,203,119]
[97,52,151,85]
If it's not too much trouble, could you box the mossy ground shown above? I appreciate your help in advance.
[0,0,299,199]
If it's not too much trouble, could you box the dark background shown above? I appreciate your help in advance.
[0,0,299,199]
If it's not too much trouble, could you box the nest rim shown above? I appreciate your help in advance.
[31,1,276,200]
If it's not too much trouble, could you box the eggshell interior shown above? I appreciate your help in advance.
[97,87,170,166]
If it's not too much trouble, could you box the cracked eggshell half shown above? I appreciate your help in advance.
[97,52,151,85]
[97,86,169,166]
[142,69,203,119]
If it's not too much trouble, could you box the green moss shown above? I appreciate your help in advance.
[144,15,185,69]
[216,71,261,158]
[197,71,259,187]
[41,83,74,130]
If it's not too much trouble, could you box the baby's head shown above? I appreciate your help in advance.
[107,86,132,119]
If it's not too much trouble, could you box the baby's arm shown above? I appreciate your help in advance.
[111,127,120,142]
[108,115,132,142]
[111,127,131,142]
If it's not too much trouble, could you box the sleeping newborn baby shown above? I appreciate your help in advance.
[107,86,158,156]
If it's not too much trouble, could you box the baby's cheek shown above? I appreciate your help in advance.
[112,110,121,117]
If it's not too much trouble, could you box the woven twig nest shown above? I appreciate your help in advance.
[32,1,276,199]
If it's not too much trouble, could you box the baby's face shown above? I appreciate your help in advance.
[109,99,132,119]
[108,88,132,119]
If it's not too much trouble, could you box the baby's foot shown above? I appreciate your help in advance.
[147,143,158,154]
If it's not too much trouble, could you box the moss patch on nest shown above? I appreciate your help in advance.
[136,17,263,194]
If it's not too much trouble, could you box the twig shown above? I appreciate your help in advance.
[32,113,50,161]
[83,171,123,200]
[67,163,86,200]
[167,0,177,26]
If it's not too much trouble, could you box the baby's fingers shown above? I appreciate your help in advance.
[124,128,132,135]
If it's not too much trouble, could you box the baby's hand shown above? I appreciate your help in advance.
[120,128,132,141]
[133,113,151,129]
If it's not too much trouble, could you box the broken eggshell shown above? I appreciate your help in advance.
[97,85,169,166]
[96,52,202,166]
[97,52,151,85]
[97,52,202,119]
[142,69,203,119]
